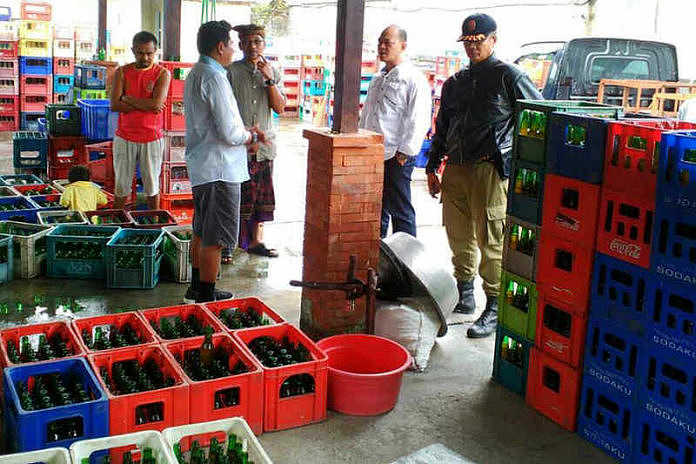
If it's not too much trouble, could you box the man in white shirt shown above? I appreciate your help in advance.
[360,25,432,238]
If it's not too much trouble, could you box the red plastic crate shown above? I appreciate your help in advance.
[526,347,581,431]
[53,57,74,76]
[88,156,113,185]
[535,288,588,368]
[164,131,186,163]
[541,174,601,249]
[140,304,226,343]
[604,119,696,202]
[19,93,49,112]
[127,209,178,229]
[233,323,328,432]
[20,2,52,21]
[0,110,18,130]
[161,61,194,100]
[160,196,193,225]
[537,233,594,312]
[83,209,134,227]
[0,40,18,59]
[160,162,191,195]
[71,311,158,354]
[596,188,654,269]
[162,333,264,434]
[14,184,59,196]
[204,298,286,332]
[0,58,18,77]
[20,74,51,96]
[0,95,18,112]
[88,345,189,435]
[48,165,69,181]
[0,321,85,369]
[0,76,18,94]
[49,135,86,168]
[53,92,68,104]
[164,98,185,131]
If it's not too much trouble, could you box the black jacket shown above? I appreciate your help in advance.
[426,55,542,178]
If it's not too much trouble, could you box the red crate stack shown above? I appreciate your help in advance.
[0,94,18,131]
[19,93,48,112]
[162,333,264,433]
[161,131,193,223]
[53,57,74,76]
[161,61,191,132]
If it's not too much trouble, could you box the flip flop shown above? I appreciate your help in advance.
[247,243,279,258]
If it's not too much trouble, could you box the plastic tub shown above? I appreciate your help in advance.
[316,334,411,416]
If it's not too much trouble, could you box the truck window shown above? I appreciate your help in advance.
[590,57,650,83]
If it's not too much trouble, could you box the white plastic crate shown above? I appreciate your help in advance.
[0,220,53,278]
[0,21,18,41]
[54,25,74,40]
[50,179,68,192]
[162,418,273,464]
[38,210,88,226]
[162,225,191,283]
[53,38,74,58]
[0,447,71,464]
[70,430,175,464]
[75,39,94,60]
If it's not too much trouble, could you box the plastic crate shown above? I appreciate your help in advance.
[18,38,50,58]
[0,18,17,39]
[1,173,43,186]
[492,325,531,396]
[127,210,177,229]
[53,57,74,76]
[541,173,601,249]
[535,288,588,368]
[633,410,696,464]
[414,138,431,169]
[584,314,642,399]
[160,197,193,226]
[164,131,186,163]
[87,345,189,436]
[20,74,51,96]
[140,304,225,343]
[525,346,581,431]
[69,430,173,464]
[651,207,696,287]
[74,88,107,101]
[577,375,634,463]
[647,277,696,363]
[0,232,12,282]
[160,61,193,100]
[233,323,328,432]
[164,99,185,131]
[0,58,18,76]
[19,93,49,113]
[47,166,70,182]
[657,130,696,214]
[303,79,326,96]
[32,194,63,211]
[84,209,133,227]
[45,104,82,137]
[0,94,18,112]
[0,196,38,222]
[20,111,43,131]
[0,321,84,369]
[537,233,595,312]
[160,162,191,195]
[52,38,74,59]
[38,210,87,225]
[596,188,654,269]
[513,100,622,164]
[499,270,538,341]
[71,311,158,354]
[507,159,545,225]
[53,74,73,94]
[162,418,273,464]
[48,135,85,168]
[20,3,52,21]
[19,56,51,75]
[0,40,17,58]
[10,183,57,196]
[2,358,109,452]
[52,92,69,105]
[105,228,165,289]
[12,131,47,169]
[46,224,119,279]
[75,40,94,61]
[18,19,51,40]
[0,110,18,130]
[0,220,52,279]
[32,115,44,133]
[162,333,263,431]
[74,65,106,90]
[162,225,191,283]
[77,99,116,140]
[612,122,696,201]
[0,447,71,464]
[0,75,19,94]
[205,298,286,332]
[0,186,19,196]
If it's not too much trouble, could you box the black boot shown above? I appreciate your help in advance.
[467,295,498,338]
[453,280,476,314]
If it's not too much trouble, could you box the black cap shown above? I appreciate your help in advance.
[457,13,497,42]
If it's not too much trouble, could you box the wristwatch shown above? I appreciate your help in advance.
[264,78,276,87]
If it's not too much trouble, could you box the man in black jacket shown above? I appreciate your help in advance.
[427,13,542,338]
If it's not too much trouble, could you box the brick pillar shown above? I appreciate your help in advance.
[300,128,384,339]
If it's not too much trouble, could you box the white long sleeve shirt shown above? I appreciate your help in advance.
[359,61,432,160]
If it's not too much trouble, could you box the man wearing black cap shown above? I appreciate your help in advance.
[426,13,542,338]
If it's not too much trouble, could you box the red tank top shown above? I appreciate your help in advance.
[115,63,165,143]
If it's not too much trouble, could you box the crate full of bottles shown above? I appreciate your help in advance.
[233,323,328,432]
[105,229,165,289]
[140,304,225,343]
[502,216,539,282]
[162,226,192,283]
[38,210,88,226]
[163,331,264,433]
[0,232,12,283]
[69,430,172,464]
[0,221,51,279]
[12,131,47,170]
[205,298,286,332]
[160,163,191,195]
[88,345,189,436]
[0,174,43,186]
[0,321,84,369]
[2,357,109,452]
[84,209,134,227]
[32,194,63,211]
[46,225,120,280]
[127,210,178,230]
[71,312,159,354]
[0,196,37,222]
[492,325,532,396]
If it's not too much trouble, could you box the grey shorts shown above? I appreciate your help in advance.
[193,181,241,248]
[112,135,165,197]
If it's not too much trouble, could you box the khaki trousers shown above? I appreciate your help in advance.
[441,161,508,296]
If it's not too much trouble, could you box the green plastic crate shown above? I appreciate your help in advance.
[105,229,165,289]
[73,88,108,102]
[492,325,532,396]
[513,100,623,165]
[0,221,53,279]
[0,233,13,284]
[46,224,120,279]
[498,269,538,341]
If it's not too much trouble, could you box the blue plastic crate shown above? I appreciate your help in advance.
[414,139,431,169]
[74,65,106,90]
[633,409,696,463]
[53,74,74,94]
[646,277,696,363]
[0,233,12,283]
[20,112,44,131]
[492,325,531,396]
[507,159,545,225]
[12,131,48,170]
[105,228,165,289]
[2,357,109,452]
[46,224,120,280]
[303,79,326,96]
[577,375,634,463]
[76,99,116,140]
[651,207,696,288]
[19,57,52,75]
[0,6,11,21]
[546,112,611,184]
[0,197,38,222]
[584,314,643,399]
[590,253,652,335]
[0,174,44,186]
[32,194,64,211]
[37,117,47,135]
[657,130,696,214]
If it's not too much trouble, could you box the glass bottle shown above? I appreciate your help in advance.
[200,326,215,367]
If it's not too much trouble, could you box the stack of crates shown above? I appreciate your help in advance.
[73,26,95,62]
[44,103,84,180]
[300,65,326,122]
[18,3,52,131]
[0,10,19,131]
[52,26,73,105]
[161,61,191,133]
[280,54,300,118]
[73,64,106,102]
[161,123,193,225]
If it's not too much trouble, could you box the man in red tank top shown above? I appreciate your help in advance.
[110,31,171,210]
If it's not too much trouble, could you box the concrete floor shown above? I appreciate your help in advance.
[0,122,614,464]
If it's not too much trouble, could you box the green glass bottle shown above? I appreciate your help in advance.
[200,326,215,367]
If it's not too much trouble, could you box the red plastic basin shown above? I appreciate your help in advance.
[316,334,411,416]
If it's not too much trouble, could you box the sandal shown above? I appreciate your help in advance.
[247,243,279,258]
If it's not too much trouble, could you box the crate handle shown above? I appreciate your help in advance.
[56,109,72,120]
